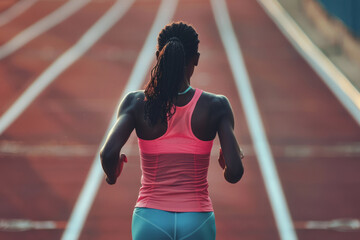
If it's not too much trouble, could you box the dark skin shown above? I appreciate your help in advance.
[100,52,244,184]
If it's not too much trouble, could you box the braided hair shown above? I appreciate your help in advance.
[144,21,200,126]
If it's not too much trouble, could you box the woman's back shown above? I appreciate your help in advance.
[130,88,227,142]
[134,88,221,212]
[100,21,244,240]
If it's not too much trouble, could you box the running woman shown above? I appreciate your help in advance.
[100,21,244,240]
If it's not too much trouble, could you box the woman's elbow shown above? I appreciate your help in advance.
[100,148,112,166]
[225,166,244,184]
[99,149,106,161]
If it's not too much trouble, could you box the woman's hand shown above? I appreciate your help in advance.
[106,154,127,185]
[240,148,244,160]
[218,148,244,170]
[218,148,225,169]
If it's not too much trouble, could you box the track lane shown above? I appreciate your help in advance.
[2,0,358,239]
[0,0,115,117]
[0,0,94,60]
[187,1,279,238]
[0,0,38,27]
[77,0,178,238]
[65,0,179,238]
[0,155,92,240]
[80,0,279,239]
[0,0,64,44]
[0,1,17,12]
[211,0,297,239]
[226,0,360,239]
[0,0,154,239]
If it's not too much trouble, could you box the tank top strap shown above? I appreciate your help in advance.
[186,88,202,113]
[165,88,203,139]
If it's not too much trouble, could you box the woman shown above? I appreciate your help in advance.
[100,21,244,240]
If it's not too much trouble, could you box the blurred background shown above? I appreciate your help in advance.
[0,0,359,239]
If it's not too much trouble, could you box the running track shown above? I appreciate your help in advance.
[0,0,359,239]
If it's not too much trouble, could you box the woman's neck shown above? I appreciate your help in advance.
[178,86,192,95]
[178,78,191,92]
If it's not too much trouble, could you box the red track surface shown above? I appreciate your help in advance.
[0,1,19,13]
[0,0,359,239]
[0,1,65,44]
[0,0,115,116]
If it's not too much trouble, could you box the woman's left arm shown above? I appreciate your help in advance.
[100,92,136,184]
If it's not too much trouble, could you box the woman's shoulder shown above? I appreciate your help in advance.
[199,90,231,108]
[124,90,145,101]
[121,90,145,107]
[117,90,145,117]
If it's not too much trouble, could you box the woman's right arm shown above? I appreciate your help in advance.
[217,96,244,183]
[99,92,136,184]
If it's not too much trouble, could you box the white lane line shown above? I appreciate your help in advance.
[295,218,360,231]
[0,0,38,27]
[0,219,67,231]
[60,1,178,239]
[210,0,298,240]
[3,141,360,158]
[0,0,134,136]
[0,0,91,60]
[0,141,97,157]
[257,0,360,126]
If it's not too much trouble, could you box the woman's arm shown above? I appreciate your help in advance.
[99,92,136,184]
[217,96,244,183]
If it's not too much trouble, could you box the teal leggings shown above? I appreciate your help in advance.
[132,207,216,240]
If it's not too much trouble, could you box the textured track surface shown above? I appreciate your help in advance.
[0,0,359,239]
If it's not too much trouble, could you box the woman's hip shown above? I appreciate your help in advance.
[132,207,216,240]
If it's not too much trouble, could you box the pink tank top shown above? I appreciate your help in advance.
[136,88,214,212]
